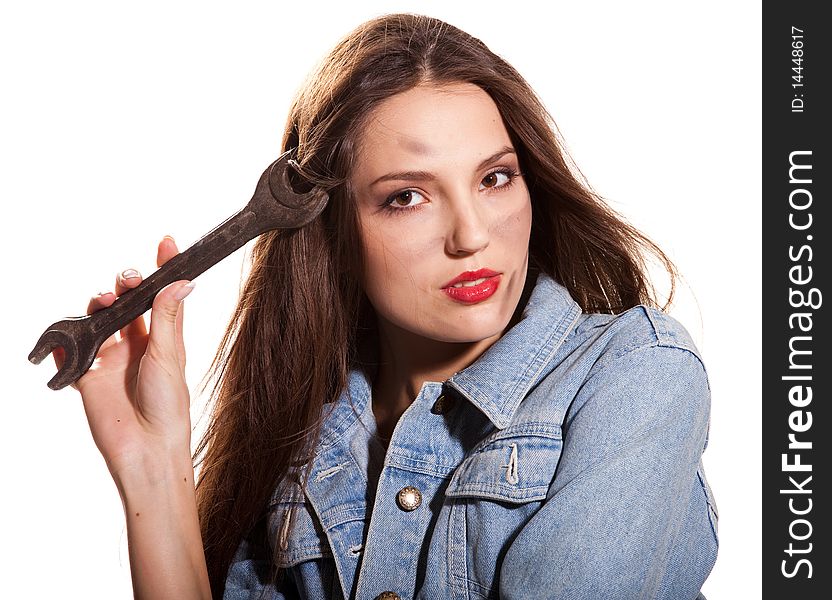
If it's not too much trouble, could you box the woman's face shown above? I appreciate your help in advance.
[351,82,532,344]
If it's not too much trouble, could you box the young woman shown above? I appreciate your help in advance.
[56,13,718,600]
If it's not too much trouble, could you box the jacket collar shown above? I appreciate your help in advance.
[319,271,583,445]
[446,271,582,429]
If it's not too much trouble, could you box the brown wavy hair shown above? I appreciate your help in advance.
[193,12,677,598]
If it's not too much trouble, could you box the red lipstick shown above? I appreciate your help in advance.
[442,268,501,304]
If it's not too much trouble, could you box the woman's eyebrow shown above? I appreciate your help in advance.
[369,145,516,187]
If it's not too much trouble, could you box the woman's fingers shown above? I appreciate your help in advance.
[87,291,116,314]
[55,290,119,385]
[157,236,186,373]
[157,235,179,267]
[118,235,180,340]
[146,280,193,368]
[51,345,64,371]
[116,268,147,339]
[174,298,186,375]
[115,269,141,296]
[87,291,119,351]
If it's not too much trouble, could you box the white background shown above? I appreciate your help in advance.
[0,1,760,597]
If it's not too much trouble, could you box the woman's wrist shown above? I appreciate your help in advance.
[111,448,196,502]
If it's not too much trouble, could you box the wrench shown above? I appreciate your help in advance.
[28,149,329,390]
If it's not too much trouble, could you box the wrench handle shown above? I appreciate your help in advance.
[87,207,260,341]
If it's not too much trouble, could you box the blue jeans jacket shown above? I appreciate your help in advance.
[224,272,719,599]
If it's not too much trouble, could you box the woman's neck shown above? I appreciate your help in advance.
[379,322,497,395]
[370,322,499,441]
[367,266,537,442]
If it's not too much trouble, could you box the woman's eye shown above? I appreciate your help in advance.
[480,170,512,190]
[385,189,426,210]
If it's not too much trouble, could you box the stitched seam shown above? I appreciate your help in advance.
[276,545,332,567]
[495,303,582,427]
[657,342,712,394]
[466,423,562,456]
[319,505,367,530]
[445,485,548,501]
[319,381,369,449]
[449,501,468,595]
[301,482,349,599]
[464,577,492,599]
[585,307,704,378]
[585,341,709,397]
[268,491,305,509]
[385,452,459,476]
[698,470,720,543]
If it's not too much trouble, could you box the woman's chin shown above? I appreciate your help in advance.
[426,316,512,345]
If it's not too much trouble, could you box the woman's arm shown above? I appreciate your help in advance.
[499,344,718,599]
[115,452,211,600]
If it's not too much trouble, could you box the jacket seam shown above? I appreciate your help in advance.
[465,422,563,456]
[697,469,720,544]
[498,303,582,427]
[589,333,708,392]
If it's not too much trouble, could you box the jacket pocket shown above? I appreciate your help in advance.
[267,494,343,600]
[268,481,332,568]
[445,423,563,599]
[446,422,563,502]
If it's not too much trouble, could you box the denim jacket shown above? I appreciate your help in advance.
[224,272,719,599]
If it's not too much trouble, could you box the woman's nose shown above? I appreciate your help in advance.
[444,194,490,256]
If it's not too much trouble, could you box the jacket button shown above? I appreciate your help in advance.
[396,486,422,511]
[374,593,401,600]
[430,393,455,415]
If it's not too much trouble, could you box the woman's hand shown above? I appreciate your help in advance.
[53,235,212,598]
[53,235,196,482]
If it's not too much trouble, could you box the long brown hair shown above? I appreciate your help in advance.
[193,12,677,597]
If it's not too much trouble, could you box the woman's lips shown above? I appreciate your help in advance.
[442,272,502,304]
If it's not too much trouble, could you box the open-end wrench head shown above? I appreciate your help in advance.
[29,318,97,390]
[265,151,330,224]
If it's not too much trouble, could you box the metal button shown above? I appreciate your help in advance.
[396,486,422,511]
[430,393,455,415]
[374,593,401,600]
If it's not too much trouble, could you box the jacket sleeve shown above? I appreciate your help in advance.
[499,344,718,600]
[223,535,299,600]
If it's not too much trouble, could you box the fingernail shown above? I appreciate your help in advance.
[98,291,113,298]
[163,235,176,243]
[174,281,196,301]
[121,268,140,280]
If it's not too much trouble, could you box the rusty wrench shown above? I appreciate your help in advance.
[28,149,329,390]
